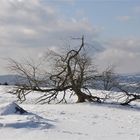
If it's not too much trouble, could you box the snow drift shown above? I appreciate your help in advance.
[0,102,27,115]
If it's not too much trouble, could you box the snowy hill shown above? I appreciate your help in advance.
[118,74,140,84]
[0,75,18,85]
[0,86,140,140]
[0,73,140,86]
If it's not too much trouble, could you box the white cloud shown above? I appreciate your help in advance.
[134,6,140,13]
[2,0,139,75]
[95,38,140,74]
[0,0,101,74]
[115,16,132,22]
[22,28,38,35]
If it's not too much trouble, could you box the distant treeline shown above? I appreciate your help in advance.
[0,82,9,85]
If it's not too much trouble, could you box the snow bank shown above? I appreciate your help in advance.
[0,102,53,129]
[0,102,27,115]
[0,87,140,140]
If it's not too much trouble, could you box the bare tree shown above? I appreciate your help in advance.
[100,67,118,91]
[115,85,140,105]
[100,73,140,106]
[9,36,102,104]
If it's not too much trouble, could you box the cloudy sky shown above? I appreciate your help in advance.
[0,0,140,74]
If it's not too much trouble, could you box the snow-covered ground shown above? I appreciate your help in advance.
[0,86,140,140]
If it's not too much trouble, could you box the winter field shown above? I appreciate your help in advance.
[0,86,140,140]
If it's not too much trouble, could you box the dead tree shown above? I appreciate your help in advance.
[9,36,102,104]
[101,67,118,91]
[116,86,140,105]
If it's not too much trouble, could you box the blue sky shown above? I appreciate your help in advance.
[54,0,140,39]
[0,0,140,74]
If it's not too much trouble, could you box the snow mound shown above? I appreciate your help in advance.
[0,102,53,129]
[0,102,27,115]
[0,114,53,129]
